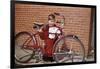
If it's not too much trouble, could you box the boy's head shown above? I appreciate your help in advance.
[48,14,55,26]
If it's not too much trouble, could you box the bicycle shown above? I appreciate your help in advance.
[15,24,85,64]
[15,13,85,64]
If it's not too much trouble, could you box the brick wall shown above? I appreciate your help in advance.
[15,4,92,56]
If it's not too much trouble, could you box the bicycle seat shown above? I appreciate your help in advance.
[33,22,44,29]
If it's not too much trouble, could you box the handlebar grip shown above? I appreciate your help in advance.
[66,35,78,39]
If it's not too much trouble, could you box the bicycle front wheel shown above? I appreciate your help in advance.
[15,32,36,63]
[53,35,85,63]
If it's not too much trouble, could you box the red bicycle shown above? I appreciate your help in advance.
[15,13,85,65]
[15,24,85,64]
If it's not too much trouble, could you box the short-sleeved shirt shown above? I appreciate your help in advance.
[39,24,62,40]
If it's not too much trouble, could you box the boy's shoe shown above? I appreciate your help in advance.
[43,56,55,62]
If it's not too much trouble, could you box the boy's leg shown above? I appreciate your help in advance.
[43,39,55,61]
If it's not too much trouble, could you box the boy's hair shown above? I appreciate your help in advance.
[48,14,55,21]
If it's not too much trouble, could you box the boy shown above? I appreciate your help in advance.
[38,14,62,61]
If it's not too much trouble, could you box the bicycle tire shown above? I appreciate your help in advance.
[53,35,85,63]
[15,31,36,63]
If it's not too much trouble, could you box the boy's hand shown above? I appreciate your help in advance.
[38,28,43,32]
[58,35,63,39]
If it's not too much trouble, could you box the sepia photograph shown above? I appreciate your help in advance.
[11,1,96,68]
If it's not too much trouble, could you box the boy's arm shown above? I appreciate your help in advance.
[38,27,45,40]
[57,27,63,35]
[56,28,63,38]
[38,25,47,40]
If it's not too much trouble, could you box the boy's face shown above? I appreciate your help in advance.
[48,19,55,26]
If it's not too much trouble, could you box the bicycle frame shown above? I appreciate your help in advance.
[21,32,45,55]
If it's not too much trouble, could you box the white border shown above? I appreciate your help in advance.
[0,0,99,69]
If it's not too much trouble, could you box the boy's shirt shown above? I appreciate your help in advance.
[39,24,62,40]
[38,24,62,57]
[49,26,61,39]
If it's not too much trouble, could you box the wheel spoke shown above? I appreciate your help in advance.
[19,54,33,60]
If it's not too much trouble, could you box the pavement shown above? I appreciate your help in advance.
[15,44,95,65]
[15,51,95,66]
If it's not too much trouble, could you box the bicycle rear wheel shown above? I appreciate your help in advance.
[53,35,85,63]
[15,32,36,63]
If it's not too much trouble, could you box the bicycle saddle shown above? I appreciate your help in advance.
[33,22,44,29]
